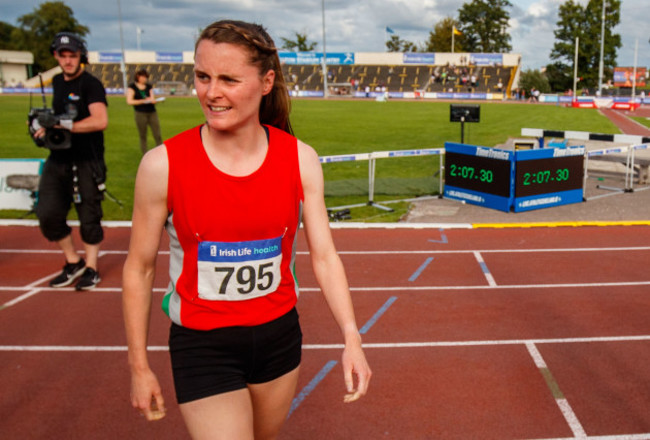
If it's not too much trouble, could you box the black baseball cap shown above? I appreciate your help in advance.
[51,32,86,54]
[50,32,88,63]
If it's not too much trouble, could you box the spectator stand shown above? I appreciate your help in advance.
[76,50,520,100]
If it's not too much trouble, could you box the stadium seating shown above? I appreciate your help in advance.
[85,63,193,93]
[86,62,515,96]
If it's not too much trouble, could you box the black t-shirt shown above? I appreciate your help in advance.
[128,82,156,113]
[51,71,107,162]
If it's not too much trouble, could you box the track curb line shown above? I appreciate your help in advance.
[2,219,649,229]
[472,221,650,228]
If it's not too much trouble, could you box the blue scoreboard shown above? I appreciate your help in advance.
[513,146,585,212]
[444,142,585,213]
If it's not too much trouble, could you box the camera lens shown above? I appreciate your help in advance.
[45,129,71,150]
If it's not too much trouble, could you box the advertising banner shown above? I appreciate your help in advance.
[279,52,355,65]
[98,52,123,62]
[613,67,646,87]
[156,52,183,63]
[470,53,503,66]
[403,53,435,64]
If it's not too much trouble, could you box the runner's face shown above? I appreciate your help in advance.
[54,50,82,79]
[194,40,274,132]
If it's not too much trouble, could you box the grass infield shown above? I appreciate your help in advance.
[0,95,619,222]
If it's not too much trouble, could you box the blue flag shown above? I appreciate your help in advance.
[386,26,395,34]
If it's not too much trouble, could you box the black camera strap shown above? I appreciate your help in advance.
[75,73,124,209]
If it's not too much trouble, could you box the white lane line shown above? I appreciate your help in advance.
[556,398,588,439]
[2,281,649,297]
[1,288,42,308]
[524,434,650,440]
[3,335,649,352]
[27,272,59,288]
[474,251,497,287]
[525,342,548,368]
[526,343,587,438]
[2,246,650,255]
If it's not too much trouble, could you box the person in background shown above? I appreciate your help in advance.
[122,19,371,439]
[31,32,108,291]
[126,69,162,154]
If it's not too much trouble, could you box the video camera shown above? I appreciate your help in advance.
[27,74,73,150]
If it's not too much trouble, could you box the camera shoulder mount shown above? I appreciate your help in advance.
[27,74,71,150]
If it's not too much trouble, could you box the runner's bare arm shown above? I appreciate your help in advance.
[122,145,169,420]
[298,140,372,402]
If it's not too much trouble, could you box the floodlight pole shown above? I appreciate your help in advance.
[597,0,605,96]
[460,117,465,143]
[451,29,455,53]
[321,0,328,98]
[631,38,639,102]
[573,37,579,100]
[116,0,128,93]
[136,26,142,51]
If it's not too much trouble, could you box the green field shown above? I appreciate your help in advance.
[0,95,620,222]
[631,115,650,129]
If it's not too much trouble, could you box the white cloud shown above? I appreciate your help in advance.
[1,0,645,69]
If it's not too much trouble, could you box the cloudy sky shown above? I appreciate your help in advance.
[1,0,647,70]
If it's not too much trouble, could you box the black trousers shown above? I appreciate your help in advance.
[36,159,105,245]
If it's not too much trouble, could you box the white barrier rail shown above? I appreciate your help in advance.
[521,128,650,199]
[583,145,650,197]
[318,137,649,213]
[319,148,444,211]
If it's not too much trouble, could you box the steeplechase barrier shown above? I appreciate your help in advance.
[320,129,649,215]
[521,129,650,198]
[320,148,444,211]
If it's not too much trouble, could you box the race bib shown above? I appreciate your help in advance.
[197,236,283,301]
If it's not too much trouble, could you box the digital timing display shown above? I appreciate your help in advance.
[515,155,584,197]
[445,151,512,197]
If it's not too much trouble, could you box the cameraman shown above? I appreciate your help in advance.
[32,32,108,291]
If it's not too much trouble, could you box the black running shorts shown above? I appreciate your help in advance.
[169,307,302,404]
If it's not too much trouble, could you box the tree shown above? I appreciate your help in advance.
[280,31,317,52]
[544,61,574,93]
[548,0,621,91]
[10,1,89,73]
[518,68,551,96]
[422,17,464,53]
[457,0,512,53]
[385,35,417,53]
[0,22,19,50]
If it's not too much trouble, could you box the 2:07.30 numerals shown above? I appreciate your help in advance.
[449,164,494,183]
[522,168,569,185]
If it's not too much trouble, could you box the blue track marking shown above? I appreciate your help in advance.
[289,297,398,416]
[409,257,434,282]
[288,360,338,417]
[473,251,497,286]
[428,228,448,243]
[359,296,398,335]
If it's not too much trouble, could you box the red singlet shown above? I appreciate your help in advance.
[162,125,304,330]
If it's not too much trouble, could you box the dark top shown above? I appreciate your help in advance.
[128,82,156,113]
[51,71,107,163]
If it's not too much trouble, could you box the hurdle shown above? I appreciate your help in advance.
[320,148,444,212]
[521,129,650,199]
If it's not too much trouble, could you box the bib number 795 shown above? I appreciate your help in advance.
[196,236,283,301]
[215,262,274,294]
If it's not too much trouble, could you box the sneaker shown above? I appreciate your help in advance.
[75,267,101,291]
[50,258,86,287]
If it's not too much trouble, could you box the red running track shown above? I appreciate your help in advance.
[1,224,649,439]
[600,107,650,136]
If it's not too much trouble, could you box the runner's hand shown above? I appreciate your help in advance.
[342,340,371,403]
[130,368,166,421]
